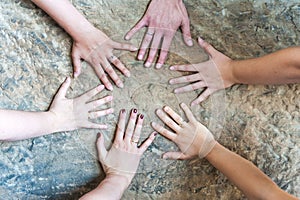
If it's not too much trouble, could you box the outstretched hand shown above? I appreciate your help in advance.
[169,37,235,106]
[152,103,216,159]
[125,0,192,69]
[72,27,138,90]
[49,77,113,132]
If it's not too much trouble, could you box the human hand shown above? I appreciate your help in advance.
[72,27,138,90]
[49,77,113,132]
[151,103,216,159]
[97,109,157,185]
[169,37,235,106]
[125,0,192,68]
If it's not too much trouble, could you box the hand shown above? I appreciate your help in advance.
[151,103,216,159]
[49,77,113,131]
[169,37,235,106]
[97,109,157,185]
[125,0,192,69]
[72,27,138,90]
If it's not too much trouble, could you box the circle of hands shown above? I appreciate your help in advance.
[47,0,235,184]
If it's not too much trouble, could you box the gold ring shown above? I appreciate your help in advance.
[131,139,138,144]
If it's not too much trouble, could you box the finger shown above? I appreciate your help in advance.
[89,108,114,119]
[198,37,218,58]
[82,122,108,129]
[191,89,213,106]
[108,55,131,77]
[71,50,82,78]
[138,132,157,153]
[156,109,181,132]
[163,106,184,125]
[124,109,138,142]
[162,152,190,160]
[102,60,124,88]
[78,85,105,102]
[132,114,144,142]
[111,41,138,52]
[155,34,174,69]
[169,64,198,72]
[151,122,176,141]
[169,73,201,85]
[125,18,148,40]
[174,81,206,94]
[56,77,71,99]
[86,95,113,111]
[144,33,163,67]
[181,20,193,46]
[137,27,155,61]
[93,63,113,91]
[97,133,108,162]
[115,109,127,142]
[180,103,196,122]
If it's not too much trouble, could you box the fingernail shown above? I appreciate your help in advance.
[108,96,113,100]
[154,132,158,136]
[118,82,124,88]
[187,39,193,46]
[97,85,104,91]
[162,155,168,159]
[169,79,174,84]
[169,66,175,70]
[198,37,204,45]
[138,54,143,60]
[174,89,178,93]
[125,71,131,77]
[107,85,113,91]
[140,114,144,119]
[132,47,138,51]
[144,62,151,68]
[133,108,137,113]
[74,72,79,78]
[155,63,162,69]
[121,109,125,113]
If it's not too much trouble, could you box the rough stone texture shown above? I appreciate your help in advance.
[0,0,299,199]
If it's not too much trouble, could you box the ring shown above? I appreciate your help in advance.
[108,55,115,61]
[131,139,138,144]
[146,32,154,36]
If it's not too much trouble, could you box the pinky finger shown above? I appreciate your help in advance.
[89,108,114,119]
[139,132,157,153]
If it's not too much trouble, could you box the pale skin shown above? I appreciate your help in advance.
[152,103,298,200]
[125,0,193,68]
[0,77,113,141]
[31,0,138,91]
[170,37,300,105]
[80,109,156,200]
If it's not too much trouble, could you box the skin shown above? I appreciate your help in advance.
[153,103,298,200]
[125,0,193,68]
[170,37,300,105]
[31,0,138,91]
[80,109,156,200]
[0,77,113,141]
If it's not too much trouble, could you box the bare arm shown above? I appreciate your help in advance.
[205,143,298,200]
[0,78,113,141]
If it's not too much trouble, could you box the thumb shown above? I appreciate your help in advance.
[97,133,107,162]
[198,37,218,58]
[162,151,190,160]
[55,77,71,99]
[72,49,82,78]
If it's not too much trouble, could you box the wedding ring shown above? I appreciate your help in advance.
[131,139,138,144]
[146,32,154,35]
[108,55,115,62]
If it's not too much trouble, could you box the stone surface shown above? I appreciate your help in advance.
[0,0,299,199]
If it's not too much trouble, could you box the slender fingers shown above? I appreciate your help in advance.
[163,106,184,125]
[79,85,105,102]
[115,109,127,142]
[162,151,190,160]
[102,60,124,88]
[155,109,181,132]
[156,34,174,69]
[180,103,196,122]
[169,73,201,85]
[138,132,157,153]
[174,81,206,94]
[138,27,155,61]
[125,18,148,40]
[111,41,138,52]
[191,89,214,106]
[86,95,113,111]
[151,122,176,141]
[131,114,144,143]
[108,55,130,77]
[84,122,108,129]
[144,33,163,67]
[169,64,198,72]
[124,109,138,142]
[89,108,114,119]
[93,63,113,91]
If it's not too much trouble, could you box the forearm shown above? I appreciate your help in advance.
[0,110,58,141]
[231,47,300,85]
[80,175,129,200]
[205,143,297,200]
[31,0,94,41]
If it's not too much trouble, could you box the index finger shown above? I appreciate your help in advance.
[78,85,105,102]
[125,18,148,40]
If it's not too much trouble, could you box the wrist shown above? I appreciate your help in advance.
[204,142,221,160]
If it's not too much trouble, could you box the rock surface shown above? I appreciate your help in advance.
[0,0,299,199]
